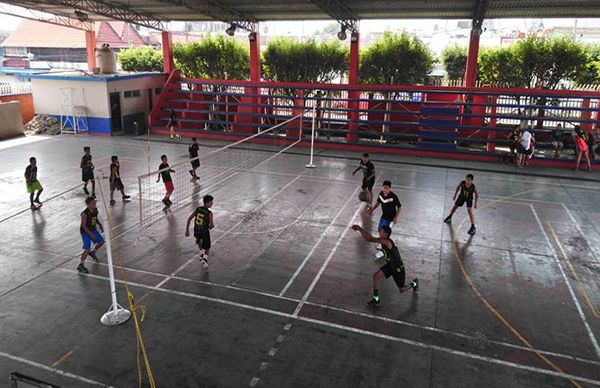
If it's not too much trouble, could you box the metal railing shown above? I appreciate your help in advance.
[0,82,32,97]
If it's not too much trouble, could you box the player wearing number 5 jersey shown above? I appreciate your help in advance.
[186,195,214,270]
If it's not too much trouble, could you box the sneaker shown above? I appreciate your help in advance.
[374,250,385,261]
[367,297,381,307]
[162,198,168,206]
[200,258,209,270]
[444,216,452,224]
[88,250,99,261]
[410,278,419,292]
[468,225,476,235]
[110,200,116,206]
[77,263,89,273]
[30,204,37,210]
[189,170,194,177]
[122,195,131,200]
[166,199,172,206]
[83,187,90,195]
[34,198,42,205]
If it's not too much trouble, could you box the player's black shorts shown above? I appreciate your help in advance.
[362,178,375,191]
[191,159,200,169]
[110,178,124,191]
[82,169,94,182]
[380,262,406,289]
[455,196,473,208]
[195,232,211,250]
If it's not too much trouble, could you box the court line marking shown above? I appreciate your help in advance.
[0,350,113,387]
[450,188,586,388]
[292,200,365,317]
[57,268,600,387]
[279,184,361,295]
[548,223,600,319]
[155,174,305,288]
[87,259,600,367]
[51,350,75,368]
[561,203,600,264]
[531,205,600,359]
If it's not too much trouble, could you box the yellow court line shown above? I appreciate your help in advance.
[548,223,600,319]
[51,350,74,368]
[450,187,582,388]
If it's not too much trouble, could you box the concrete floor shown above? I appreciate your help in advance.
[1,134,599,388]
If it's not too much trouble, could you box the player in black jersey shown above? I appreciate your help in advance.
[156,154,175,206]
[352,224,418,307]
[167,109,181,140]
[80,146,95,197]
[78,197,105,273]
[109,156,130,205]
[188,137,200,180]
[444,174,479,235]
[185,195,214,270]
[25,157,43,210]
[352,153,376,208]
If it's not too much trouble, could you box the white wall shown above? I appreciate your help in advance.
[105,75,165,117]
[32,78,110,119]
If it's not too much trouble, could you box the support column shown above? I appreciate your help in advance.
[347,31,360,142]
[249,32,261,82]
[464,28,481,88]
[85,30,96,71]
[161,31,175,74]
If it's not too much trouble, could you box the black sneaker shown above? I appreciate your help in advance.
[162,198,168,206]
[468,225,476,235]
[88,250,99,261]
[34,198,42,205]
[367,297,381,307]
[83,187,90,195]
[110,200,116,206]
[410,278,419,292]
[444,216,452,224]
[189,170,194,177]
[77,263,89,273]
[122,195,131,200]
[166,199,172,206]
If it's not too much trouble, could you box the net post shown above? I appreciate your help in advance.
[306,103,317,168]
[98,169,131,326]
[138,175,143,226]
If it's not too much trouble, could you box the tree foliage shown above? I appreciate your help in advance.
[440,44,467,81]
[173,35,250,80]
[360,31,434,85]
[117,46,163,72]
[477,35,587,89]
[574,44,600,85]
[262,37,348,84]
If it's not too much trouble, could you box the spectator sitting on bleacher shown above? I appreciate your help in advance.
[551,124,564,158]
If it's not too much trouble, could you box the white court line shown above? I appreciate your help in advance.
[561,203,600,263]
[292,200,365,317]
[279,184,361,295]
[530,204,600,360]
[0,350,113,387]
[154,174,304,288]
[62,268,600,386]
[88,259,600,366]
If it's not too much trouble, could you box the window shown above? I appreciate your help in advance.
[124,90,141,98]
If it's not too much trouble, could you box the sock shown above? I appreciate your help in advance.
[373,289,379,301]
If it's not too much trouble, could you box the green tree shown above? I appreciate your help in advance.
[478,45,528,88]
[574,44,600,85]
[173,35,250,80]
[440,44,467,81]
[360,31,434,85]
[117,46,163,72]
[262,37,348,84]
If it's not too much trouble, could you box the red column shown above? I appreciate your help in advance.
[347,32,360,142]
[249,32,261,82]
[161,31,175,74]
[464,28,481,88]
[85,30,96,71]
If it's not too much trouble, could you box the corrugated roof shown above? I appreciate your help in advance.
[4,0,600,26]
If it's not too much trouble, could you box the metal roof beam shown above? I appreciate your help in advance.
[308,0,358,32]
[0,3,95,31]
[472,0,490,32]
[159,0,257,32]
[11,0,166,30]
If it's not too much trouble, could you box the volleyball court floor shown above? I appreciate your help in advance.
[0,135,600,388]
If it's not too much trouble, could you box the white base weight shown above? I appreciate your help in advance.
[101,306,131,326]
[305,164,317,168]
